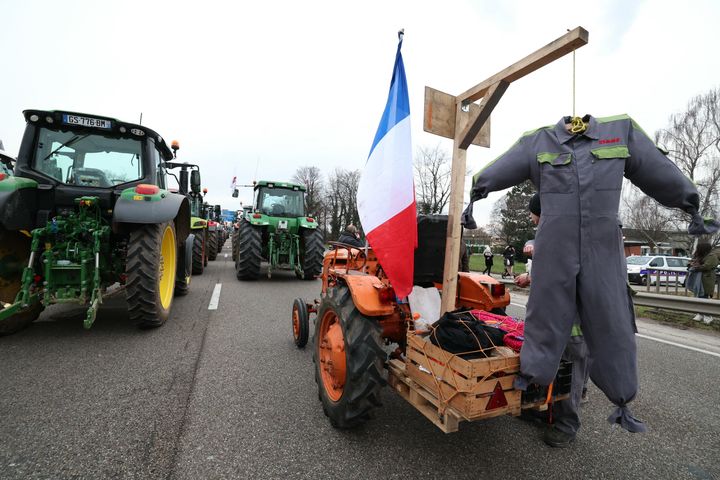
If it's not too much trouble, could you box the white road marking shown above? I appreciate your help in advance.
[508,300,720,358]
[208,283,222,310]
[635,333,720,359]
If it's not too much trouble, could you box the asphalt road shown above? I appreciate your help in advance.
[1,254,719,479]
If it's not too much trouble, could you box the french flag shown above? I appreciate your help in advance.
[357,31,417,298]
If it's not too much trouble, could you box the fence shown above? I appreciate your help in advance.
[641,268,720,299]
[499,271,720,317]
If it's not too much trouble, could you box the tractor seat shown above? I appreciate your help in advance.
[74,168,111,187]
[270,204,285,216]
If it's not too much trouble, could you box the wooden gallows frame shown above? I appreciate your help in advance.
[423,27,590,314]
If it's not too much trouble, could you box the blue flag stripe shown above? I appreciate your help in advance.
[368,39,410,159]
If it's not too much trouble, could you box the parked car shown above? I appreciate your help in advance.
[626,255,690,286]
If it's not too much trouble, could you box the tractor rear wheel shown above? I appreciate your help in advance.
[292,297,309,348]
[235,220,262,280]
[0,230,42,336]
[298,229,324,280]
[208,230,218,261]
[313,285,386,428]
[192,230,205,275]
[126,222,177,328]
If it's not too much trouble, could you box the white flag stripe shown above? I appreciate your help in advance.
[357,117,414,233]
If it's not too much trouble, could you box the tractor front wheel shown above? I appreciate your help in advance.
[0,230,42,336]
[126,222,177,328]
[313,285,386,428]
[298,229,324,280]
[292,297,309,348]
[235,220,262,280]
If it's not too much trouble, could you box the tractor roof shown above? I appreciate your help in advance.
[23,109,174,161]
[254,180,306,191]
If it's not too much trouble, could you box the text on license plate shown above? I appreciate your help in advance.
[62,114,112,129]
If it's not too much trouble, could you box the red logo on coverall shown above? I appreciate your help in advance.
[599,137,621,144]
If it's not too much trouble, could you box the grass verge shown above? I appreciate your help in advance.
[635,305,719,332]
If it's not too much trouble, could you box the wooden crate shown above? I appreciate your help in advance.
[403,333,522,421]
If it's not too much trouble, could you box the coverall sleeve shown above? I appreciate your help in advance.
[469,136,533,202]
[623,119,700,214]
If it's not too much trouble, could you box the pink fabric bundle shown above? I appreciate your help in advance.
[470,310,525,352]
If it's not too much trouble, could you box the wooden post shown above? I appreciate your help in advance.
[433,27,589,315]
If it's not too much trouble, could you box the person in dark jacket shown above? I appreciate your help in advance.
[482,246,493,275]
[337,224,363,248]
[689,241,718,324]
[502,245,516,277]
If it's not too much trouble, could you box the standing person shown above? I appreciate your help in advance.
[464,114,719,433]
[503,244,516,278]
[482,246,494,275]
[688,241,718,324]
[515,193,590,447]
[337,224,363,248]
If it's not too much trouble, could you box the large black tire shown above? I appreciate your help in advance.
[235,220,262,280]
[175,275,189,296]
[126,222,177,328]
[208,230,218,261]
[313,285,386,428]
[298,229,324,280]
[292,297,309,348]
[192,230,205,275]
[231,230,239,262]
[0,230,42,336]
[175,234,193,297]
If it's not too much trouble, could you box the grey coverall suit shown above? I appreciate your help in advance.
[466,114,713,432]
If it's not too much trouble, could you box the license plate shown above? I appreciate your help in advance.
[62,114,112,129]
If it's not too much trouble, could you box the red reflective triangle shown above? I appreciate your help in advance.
[486,381,508,410]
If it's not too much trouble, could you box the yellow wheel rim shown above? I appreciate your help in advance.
[159,224,177,309]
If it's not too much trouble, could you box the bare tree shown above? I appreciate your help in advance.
[487,195,508,244]
[292,166,325,218]
[324,168,361,239]
[621,87,720,247]
[656,86,720,244]
[622,187,675,251]
[414,144,452,214]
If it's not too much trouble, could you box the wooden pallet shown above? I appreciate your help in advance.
[405,333,522,417]
[388,359,464,433]
[389,334,571,433]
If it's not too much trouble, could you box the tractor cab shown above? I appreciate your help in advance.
[15,110,173,218]
[253,181,305,218]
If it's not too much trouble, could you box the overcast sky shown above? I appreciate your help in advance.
[2,0,719,228]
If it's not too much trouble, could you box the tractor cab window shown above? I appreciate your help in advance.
[257,187,304,217]
[32,128,143,187]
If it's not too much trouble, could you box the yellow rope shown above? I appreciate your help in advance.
[569,116,588,134]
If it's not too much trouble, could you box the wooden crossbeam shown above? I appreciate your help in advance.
[458,80,509,150]
[458,27,589,104]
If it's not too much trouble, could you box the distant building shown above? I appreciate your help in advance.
[622,228,691,257]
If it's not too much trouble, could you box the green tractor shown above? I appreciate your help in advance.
[164,159,208,277]
[235,180,324,280]
[0,109,192,335]
[204,203,223,262]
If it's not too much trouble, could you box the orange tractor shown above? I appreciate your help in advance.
[291,215,570,431]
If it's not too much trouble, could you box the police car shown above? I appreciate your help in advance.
[626,255,690,286]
